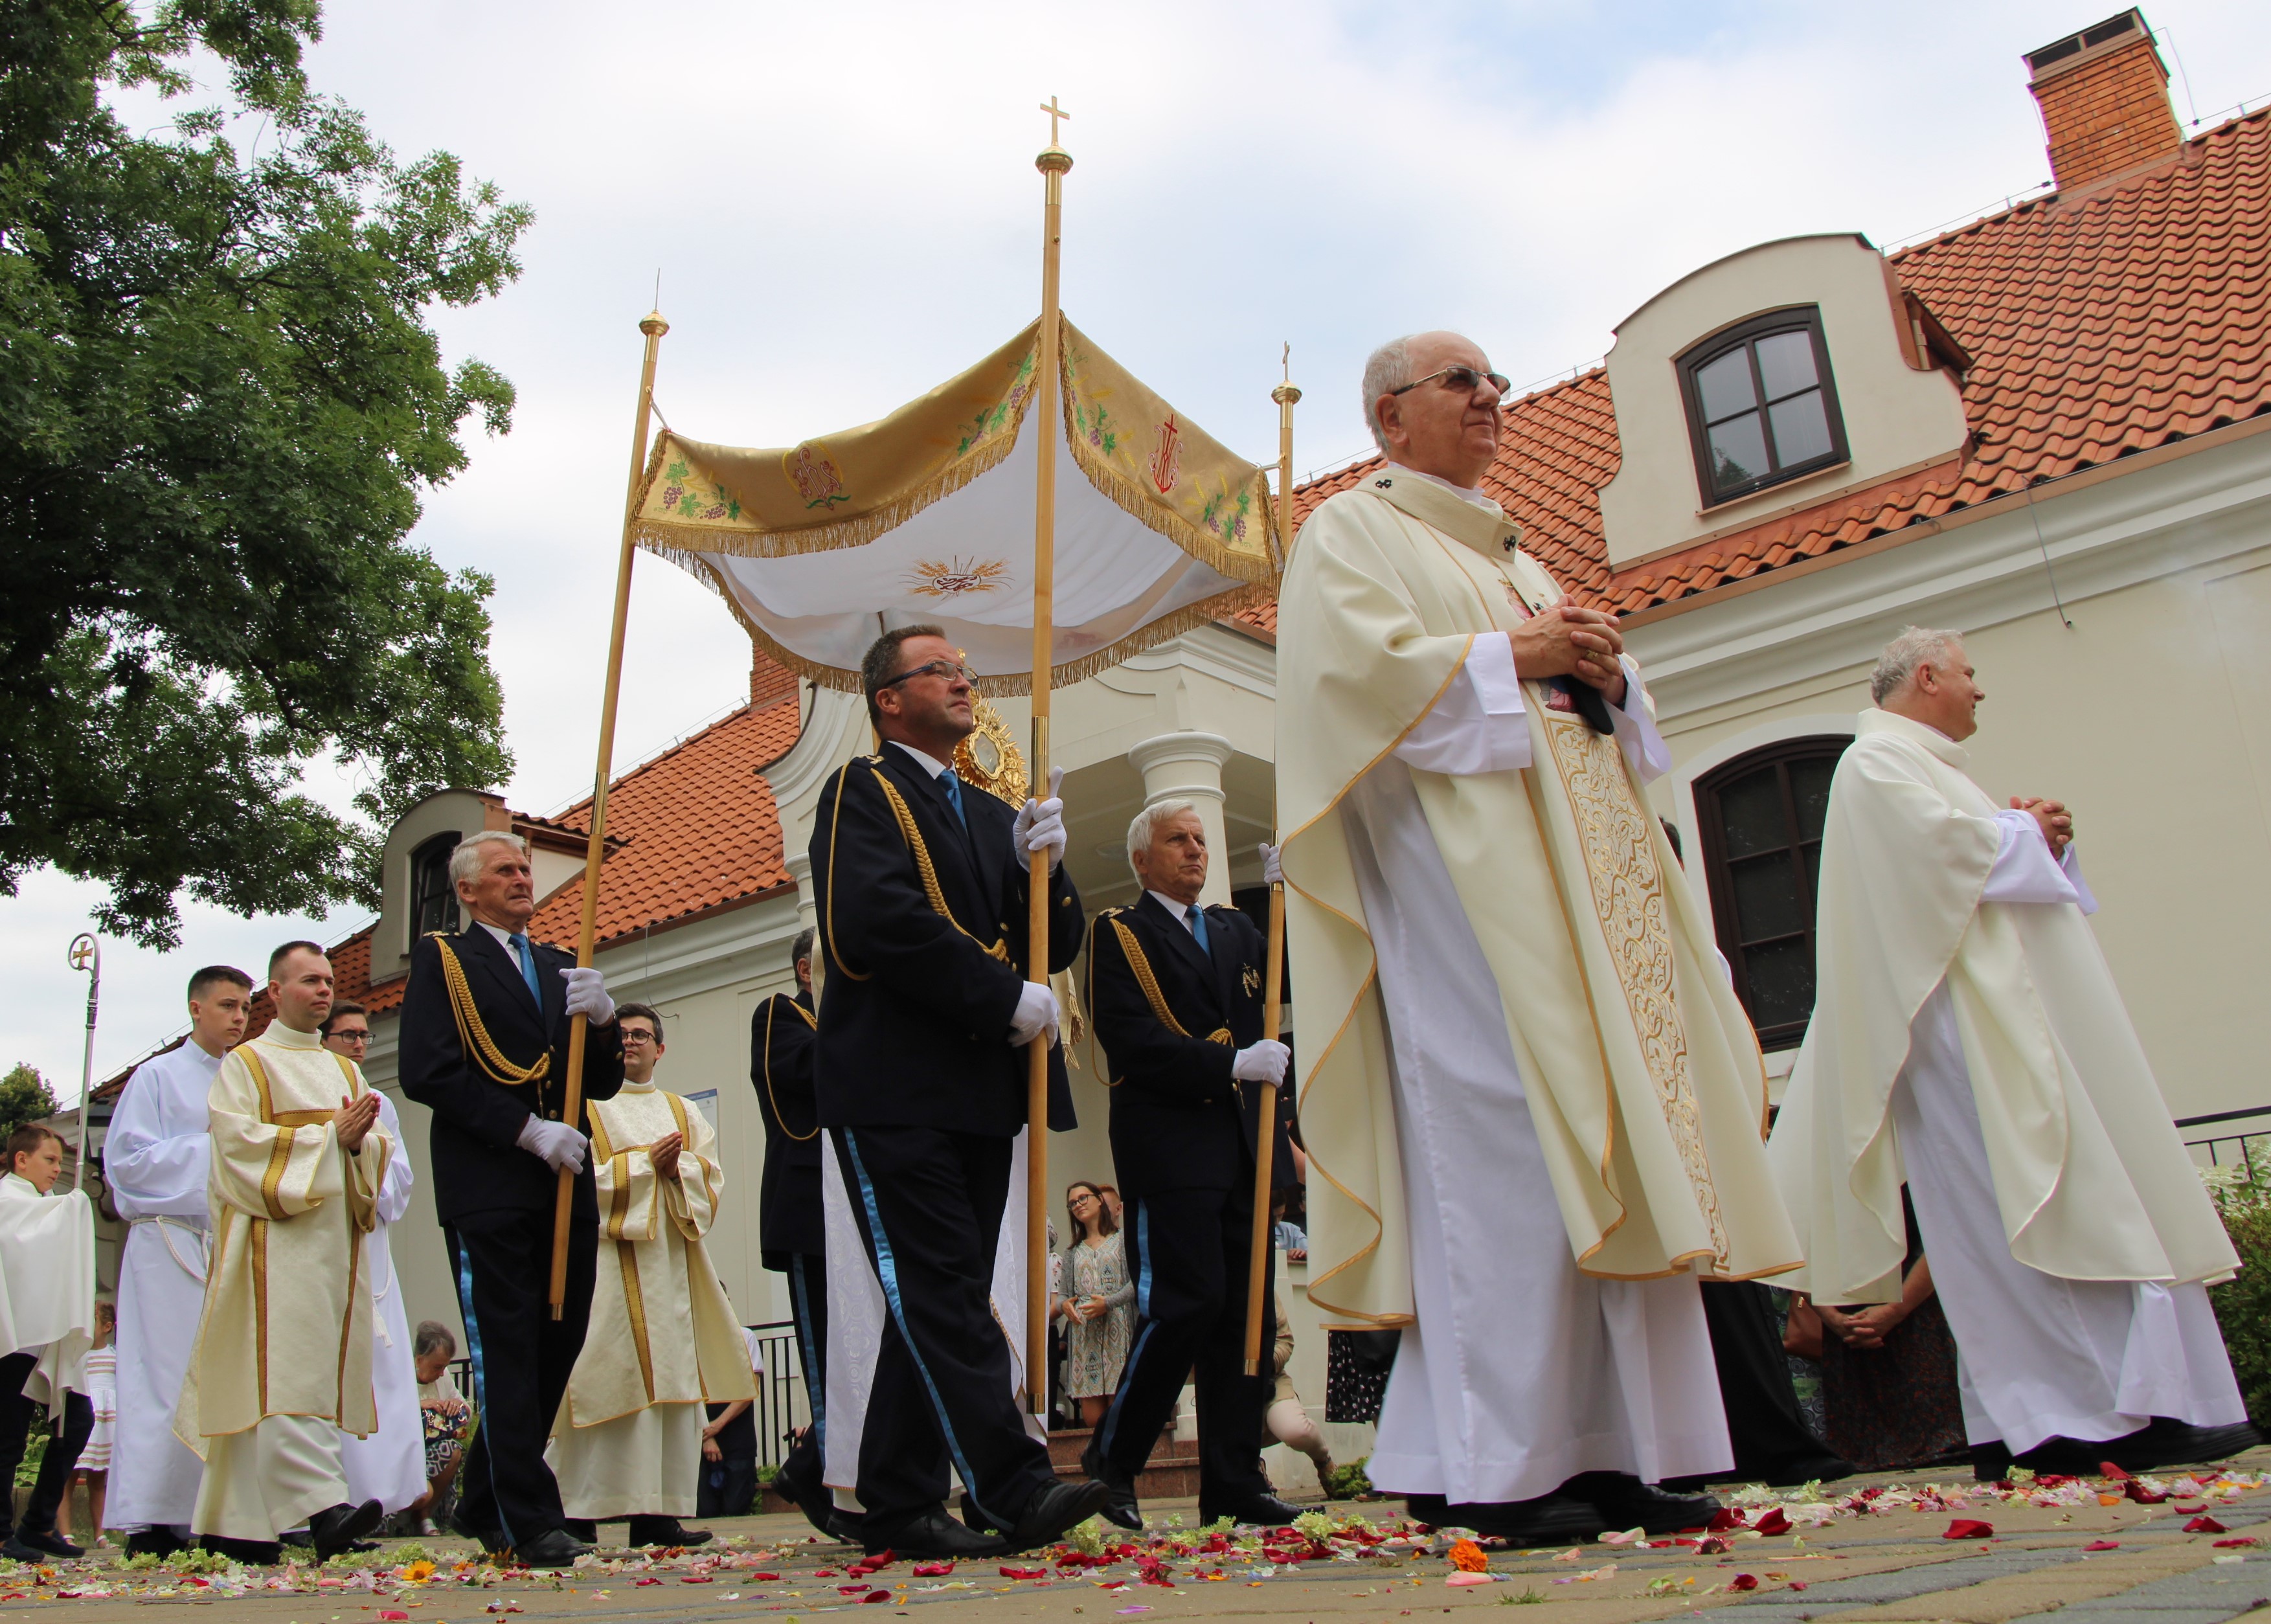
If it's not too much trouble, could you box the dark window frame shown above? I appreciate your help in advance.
[1677,305,1849,508]
[407,831,463,950]
[1692,735,1851,1050]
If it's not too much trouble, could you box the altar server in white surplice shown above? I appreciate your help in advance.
[1276,332,1803,1548]
[176,942,393,1563]
[0,1125,98,1561]
[1768,627,2255,1476]
[104,965,253,1555]
[322,1001,427,1518]
[550,1004,753,1550]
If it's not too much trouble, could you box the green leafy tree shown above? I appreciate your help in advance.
[0,1063,60,1143]
[1,0,528,945]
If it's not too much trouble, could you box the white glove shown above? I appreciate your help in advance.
[517,1116,589,1175]
[1012,766,1068,872]
[560,965,615,1026]
[1258,842,1283,886]
[1008,980,1062,1048]
[1232,1038,1291,1085]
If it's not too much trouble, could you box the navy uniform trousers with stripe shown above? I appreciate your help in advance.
[831,1124,1058,1535]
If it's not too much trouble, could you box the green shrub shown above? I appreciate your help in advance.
[2207,1156,2271,1427]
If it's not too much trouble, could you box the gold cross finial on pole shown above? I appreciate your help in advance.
[1282,341,1291,383]
[1039,96,1071,148]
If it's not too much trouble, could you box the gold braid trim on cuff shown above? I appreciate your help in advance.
[430,935,552,1087]
[1107,918,1232,1046]
[870,767,1010,962]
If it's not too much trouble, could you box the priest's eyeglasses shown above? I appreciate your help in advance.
[1389,364,1511,400]
[878,658,978,691]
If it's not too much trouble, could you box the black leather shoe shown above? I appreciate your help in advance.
[124,1528,188,1560]
[1971,1439,2015,1481]
[449,1508,512,1553]
[1081,1437,1144,1531]
[1565,1472,1720,1535]
[776,1450,839,1539]
[310,1500,385,1562]
[862,1506,1005,1559]
[825,1506,868,1545]
[1413,1492,1606,1546]
[1003,1479,1113,1553]
[514,1527,595,1568]
[2127,1418,2265,1471]
[1763,1453,1859,1488]
[1198,1492,1302,1529]
[199,1533,282,1565]
[626,1515,712,1548]
[10,1528,84,1559]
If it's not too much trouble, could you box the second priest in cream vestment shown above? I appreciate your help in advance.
[1279,463,1802,1508]
[550,1079,754,1527]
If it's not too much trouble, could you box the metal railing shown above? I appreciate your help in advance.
[2179,1106,2271,1179]
[444,1321,811,1474]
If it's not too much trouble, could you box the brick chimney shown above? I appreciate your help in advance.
[2026,10,2181,192]
[749,646,798,710]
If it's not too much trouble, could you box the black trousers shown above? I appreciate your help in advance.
[0,1353,93,1538]
[774,1251,829,1492]
[697,1402,760,1518]
[830,1125,1056,1535]
[446,1208,597,1547]
[1699,1280,1836,1480]
[1096,1184,1274,1509]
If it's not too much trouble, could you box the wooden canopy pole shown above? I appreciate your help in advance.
[1024,100,1071,1417]
[1243,359,1299,1375]
[549,307,669,1319]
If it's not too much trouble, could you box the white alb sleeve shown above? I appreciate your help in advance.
[1982,809,2094,912]
[1394,635,1530,775]
[1607,656,1673,783]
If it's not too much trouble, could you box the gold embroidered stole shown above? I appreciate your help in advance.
[588,1090,694,1403]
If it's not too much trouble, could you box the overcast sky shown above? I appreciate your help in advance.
[8,0,2266,1098]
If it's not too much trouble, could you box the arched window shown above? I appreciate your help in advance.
[1692,736,1851,1049]
[1678,306,1847,506]
[408,831,462,948]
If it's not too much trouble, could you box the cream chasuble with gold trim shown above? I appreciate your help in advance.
[174,1022,390,1452]
[1278,475,1801,1327]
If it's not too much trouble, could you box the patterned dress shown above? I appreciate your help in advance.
[1818,1196,1969,1471]
[1060,1232,1134,1400]
[80,1344,116,1471]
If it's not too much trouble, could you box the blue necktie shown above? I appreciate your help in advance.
[939,767,968,829]
[1188,906,1211,958]
[509,932,541,1005]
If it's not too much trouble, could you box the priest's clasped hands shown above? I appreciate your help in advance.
[333,1090,382,1154]
[2011,795,2075,856]
[1509,603,1627,706]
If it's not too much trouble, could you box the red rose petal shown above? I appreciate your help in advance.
[1943,1519,1995,1540]
[2083,1540,2120,1551]
[1789,1580,1807,1591]
[633,1577,662,1586]
[1753,1508,1793,1536]
[2100,1461,2136,1481]
[1000,1566,1048,1579]
[1728,1573,1759,1591]
[912,1561,955,1577]
[2215,1538,2259,1548]
[2186,1515,2230,1534]
[1707,1507,1748,1531]
[861,1590,892,1603]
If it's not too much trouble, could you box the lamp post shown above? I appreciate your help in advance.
[65,933,100,1189]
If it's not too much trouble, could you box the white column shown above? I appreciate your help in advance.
[787,850,817,930]
[1126,731,1236,907]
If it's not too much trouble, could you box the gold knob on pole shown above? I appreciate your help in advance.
[640,310,670,337]
[1272,383,1303,406]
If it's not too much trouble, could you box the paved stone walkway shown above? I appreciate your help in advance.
[7,1451,2270,1623]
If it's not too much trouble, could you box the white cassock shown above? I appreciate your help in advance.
[820,1129,1037,1502]
[103,1040,220,1533]
[1770,708,2245,1456]
[339,1092,426,1513]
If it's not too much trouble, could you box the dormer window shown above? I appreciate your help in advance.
[409,831,462,948]
[1678,306,1847,506]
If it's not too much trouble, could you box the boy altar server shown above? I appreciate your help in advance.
[176,942,393,1562]
[550,1003,753,1548]
[0,1125,99,1560]
[1769,627,2255,1476]
[104,965,253,1555]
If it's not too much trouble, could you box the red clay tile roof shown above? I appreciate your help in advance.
[1291,109,2271,617]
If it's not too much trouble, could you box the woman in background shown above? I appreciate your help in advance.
[1057,1182,1134,1428]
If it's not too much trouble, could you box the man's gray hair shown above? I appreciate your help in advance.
[449,829,530,888]
[1127,798,1201,868]
[1361,335,1418,455]
[789,926,816,969]
[1870,626,1967,705]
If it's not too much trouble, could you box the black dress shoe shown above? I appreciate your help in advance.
[449,1509,512,1553]
[10,1528,84,1559]
[825,1507,868,1545]
[862,1506,1005,1559]
[2126,1418,2265,1471]
[1081,1437,1144,1531]
[1565,1472,1720,1535]
[199,1533,283,1565]
[1416,1493,1606,1546]
[124,1528,188,1559]
[310,1500,385,1562]
[1003,1479,1113,1553]
[1198,1492,1302,1529]
[626,1516,712,1548]
[1971,1439,2015,1481]
[514,1527,594,1568]
[1763,1453,1859,1488]
[776,1451,839,1539]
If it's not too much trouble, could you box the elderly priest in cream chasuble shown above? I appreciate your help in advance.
[1278,471,1802,1506]
[550,1083,755,1521]
[174,1024,392,1540]
[1768,705,2246,1458]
